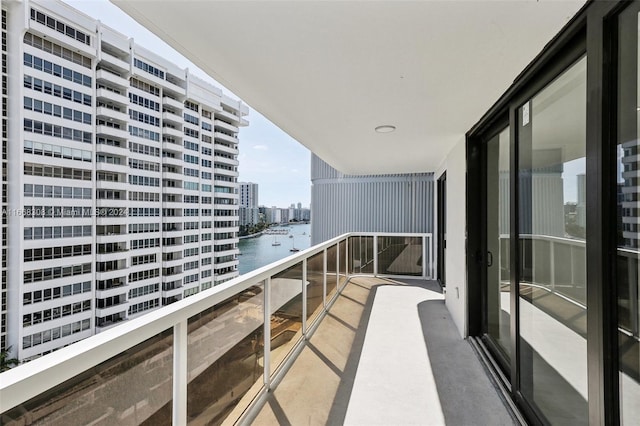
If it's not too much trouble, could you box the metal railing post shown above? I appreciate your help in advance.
[263,277,271,389]
[422,235,427,279]
[430,234,434,279]
[550,240,556,291]
[302,258,308,336]
[323,248,327,309]
[373,235,378,276]
[345,237,349,279]
[336,242,340,289]
[172,320,188,426]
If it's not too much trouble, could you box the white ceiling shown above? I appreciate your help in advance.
[112,0,585,175]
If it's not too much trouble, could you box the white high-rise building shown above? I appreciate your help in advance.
[239,182,259,226]
[2,0,248,360]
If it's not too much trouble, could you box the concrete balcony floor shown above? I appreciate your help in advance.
[247,277,517,425]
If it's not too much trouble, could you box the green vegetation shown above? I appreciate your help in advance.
[239,222,269,237]
[0,347,19,372]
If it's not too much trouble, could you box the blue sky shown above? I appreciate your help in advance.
[64,0,311,208]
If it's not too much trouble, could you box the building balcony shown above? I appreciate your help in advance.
[95,287,128,300]
[213,248,240,258]
[96,69,130,90]
[96,142,128,157]
[95,251,129,263]
[163,126,184,139]
[162,286,183,299]
[96,88,129,107]
[214,143,239,156]
[100,52,130,74]
[213,131,238,144]
[95,268,128,282]
[214,155,239,167]
[95,161,128,175]
[95,304,128,319]
[213,119,239,133]
[161,156,183,168]
[215,109,241,125]
[95,106,129,123]
[96,180,129,192]
[214,260,237,270]
[162,140,184,154]
[95,232,128,244]
[162,111,183,126]
[0,232,518,426]
[162,96,184,111]
[96,124,129,141]
[213,167,239,178]
[162,257,183,269]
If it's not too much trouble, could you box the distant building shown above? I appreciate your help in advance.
[239,182,259,226]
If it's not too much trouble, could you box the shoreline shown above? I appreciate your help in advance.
[239,230,264,240]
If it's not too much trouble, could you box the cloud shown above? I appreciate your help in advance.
[253,144,268,151]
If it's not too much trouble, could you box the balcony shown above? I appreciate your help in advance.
[0,233,520,426]
[213,131,238,144]
[163,126,184,139]
[96,88,129,107]
[96,69,129,90]
[162,111,183,126]
[163,96,184,111]
[95,106,129,123]
[213,119,239,133]
[100,52,130,74]
[214,155,239,167]
[215,110,240,125]
[96,124,129,141]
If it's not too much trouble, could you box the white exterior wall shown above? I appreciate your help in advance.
[311,154,434,245]
[4,0,247,361]
[436,137,467,338]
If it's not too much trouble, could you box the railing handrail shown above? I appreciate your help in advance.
[0,231,432,414]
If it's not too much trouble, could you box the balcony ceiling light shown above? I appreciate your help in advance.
[375,125,396,133]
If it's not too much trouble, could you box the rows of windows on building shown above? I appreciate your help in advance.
[1,0,248,361]
[238,182,310,228]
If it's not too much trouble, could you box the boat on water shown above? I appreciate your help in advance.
[272,235,281,246]
[289,236,299,252]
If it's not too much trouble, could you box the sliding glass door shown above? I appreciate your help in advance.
[483,127,511,365]
[617,5,640,424]
[517,56,588,424]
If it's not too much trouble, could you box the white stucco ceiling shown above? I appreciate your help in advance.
[112,0,585,175]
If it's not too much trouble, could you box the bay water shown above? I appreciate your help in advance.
[238,223,312,275]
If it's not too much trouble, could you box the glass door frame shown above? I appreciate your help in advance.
[477,118,512,380]
[466,2,634,423]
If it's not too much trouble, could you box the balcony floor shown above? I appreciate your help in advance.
[249,277,517,425]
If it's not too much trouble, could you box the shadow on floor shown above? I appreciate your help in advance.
[250,278,516,425]
[418,298,516,426]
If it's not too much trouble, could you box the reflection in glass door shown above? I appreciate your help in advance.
[484,127,511,362]
[617,6,640,424]
[517,56,588,424]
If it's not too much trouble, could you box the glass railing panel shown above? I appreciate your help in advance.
[338,240,348,287]
[270,262,303,374]
[326,244,338,302]
[554,242,586,305]
[186,283,265,425]
[1,329,173,425]
[306,251,325,324]
[377,236,423,276]
[349,236,374,274]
